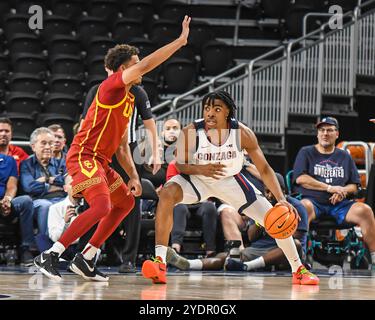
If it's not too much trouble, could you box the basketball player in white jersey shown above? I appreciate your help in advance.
[142,90,319,285]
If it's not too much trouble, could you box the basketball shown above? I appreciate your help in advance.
[264,205,298,239]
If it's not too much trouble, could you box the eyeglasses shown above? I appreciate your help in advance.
[318,128,337,134]
[54,135,65,140]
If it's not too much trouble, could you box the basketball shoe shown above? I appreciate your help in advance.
[34,251,62,281]
[292,265,320,285]
[69,253,109,282]
[224,258,247,271]
[142,256,167,284]
[166,247,189,270]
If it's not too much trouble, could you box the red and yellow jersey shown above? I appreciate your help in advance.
[69,71,134,178]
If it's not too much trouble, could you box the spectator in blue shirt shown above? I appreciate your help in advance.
[292,117,375,269]
[0,153,34,266]
[20,128,67,241]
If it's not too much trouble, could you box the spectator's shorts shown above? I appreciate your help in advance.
[66,147,124,199]
[304,197,355,225]
[241,245,278,262]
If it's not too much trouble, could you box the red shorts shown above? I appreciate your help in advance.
[66,147,125,200]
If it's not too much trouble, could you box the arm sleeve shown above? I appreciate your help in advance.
[135,86,153,120]
[20,161,48,197]
[82,84,99,119]
[292,148,309,183]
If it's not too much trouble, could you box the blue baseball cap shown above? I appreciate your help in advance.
[316,117,339,129]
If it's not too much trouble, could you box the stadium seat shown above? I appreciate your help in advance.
[123,0,154,24]
[38,113,76,143]
[128,38,157,58]
[52,0,84,21]
[86,36,116,58]
[8,73,45,96]
[87,55,106,77]
[188,21,215,54]
[86,74,106,88]
[3,14,32,39]
[77,16,110,47]
[4,112,36,141]
[5,92,42,115]
[174,43,195,61]
[14,0,44,14]
[0,55,9,79]
[48,74,84,99]
[112,18,144,43]
[8,33,43,54]
[141,77,158,105]
[88,0,121,23]
[11,53,47,78]
[49,54,85,79]
[162,58,196,94]
[158,1,189,21]
[46,35,82,56]
[201,40,233,76]
[44,93,81,119]
[260,0,289,19]
[149,19,181,46]
[41,15,74,39]
[0,2,11,26]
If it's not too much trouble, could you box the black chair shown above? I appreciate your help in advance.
[46,35,82,56]
[77,16,110,47]
[5,92,42,115]
[0,55,9,79]
[149,19,180,46]
[112,17,144,43]
[38,113,76,144]
[86,74,106,88]
[159,1,189,21]
[8,33,43,54]
[141,77,158,106]
[8,73,45,96]
[41,15,74,39]
[52,0,84,21]
[88,0,121,23]
[14,0,45,14]
[48,74,84,99]
[201,40,233,76]
[44,93,81,119]
[174,43,195,61]
[86,36,116,58]
[128,37,157,57]
[11,53,47,78]
[188,21,215,54]
[49,54,85,79]
[87,55,106,77]
[123,0,154,24]
[3,14,32,39]
[4,112,36,141]
[162,58,196,94]
[0,2,11,26]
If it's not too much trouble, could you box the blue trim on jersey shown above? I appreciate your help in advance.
[234,170,257,214]
[180,174,201,202]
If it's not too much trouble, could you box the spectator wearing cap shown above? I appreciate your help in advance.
[292,116,375,269]
[0,118,29,173]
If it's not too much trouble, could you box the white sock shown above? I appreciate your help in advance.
[275,237,302,272]
[371,252,375,264]
[188,259,203,270]
[46,242,65,256]
[244,257,265,271]
[155,245,167,263]
[82,243,98,261]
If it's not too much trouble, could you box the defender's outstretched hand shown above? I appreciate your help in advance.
[179,15,191,46]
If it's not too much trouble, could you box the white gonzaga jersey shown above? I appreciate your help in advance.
[193,118,244,184]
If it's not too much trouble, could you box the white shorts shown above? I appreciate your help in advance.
[168,172,273,226]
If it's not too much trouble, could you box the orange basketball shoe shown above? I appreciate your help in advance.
[292,265,320,285]
[142,257,167,284]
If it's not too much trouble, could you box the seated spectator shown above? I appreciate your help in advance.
[48,124,67,160]
[48,175,97,260]
[0,153,34,266]
[292,117,375,269]
[0,117,29,172]
[167,160,218,256]
[20,127,67,243]
[167,173,307,271]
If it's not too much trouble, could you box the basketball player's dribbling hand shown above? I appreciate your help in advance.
[200,163,226,179]
[275,199,301,222]
[178,15,191,46]
[127,178,142,197]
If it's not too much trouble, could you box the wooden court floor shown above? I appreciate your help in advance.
[0,267,374,300]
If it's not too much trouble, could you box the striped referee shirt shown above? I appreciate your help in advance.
[81,84,153,144]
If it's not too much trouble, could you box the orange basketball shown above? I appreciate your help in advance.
[264,205,298,239]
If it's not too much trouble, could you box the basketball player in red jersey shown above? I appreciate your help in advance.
[34,16,192,282]
[142,90,319,285]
